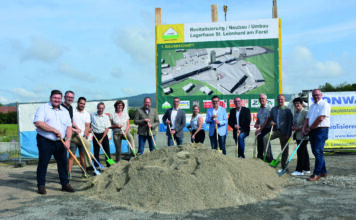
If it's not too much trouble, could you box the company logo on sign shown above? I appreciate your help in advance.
[179,101,190,109]
[162,101,171,109]
[229,99,248,108]
[156,24,184,44]
[251,99,275,108]
[203,100,227,108]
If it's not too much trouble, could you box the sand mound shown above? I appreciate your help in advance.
[84,143,286,213]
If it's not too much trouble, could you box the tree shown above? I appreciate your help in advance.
[128,108,136,120]
[319,82,356,92]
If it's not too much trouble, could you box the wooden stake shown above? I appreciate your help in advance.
[272,0,278,18]
[211,4,218,22]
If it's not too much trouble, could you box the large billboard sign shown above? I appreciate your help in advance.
[156,19,282,114]
[308,92,356,149]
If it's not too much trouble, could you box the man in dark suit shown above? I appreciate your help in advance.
[162,97,186,146]
[263,94,293,169]
[228,97,251,158]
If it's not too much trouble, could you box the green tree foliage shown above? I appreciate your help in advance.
[0,112,17,124]
[128,108,136,120]
[319,82,356,92]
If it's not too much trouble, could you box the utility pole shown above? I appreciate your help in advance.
[272,0,278,18]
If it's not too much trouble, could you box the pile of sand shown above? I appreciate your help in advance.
[84,143,286,213]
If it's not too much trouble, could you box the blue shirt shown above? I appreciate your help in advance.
[205,106,228,136]
[33,102,72,141]
[190,114,202,130]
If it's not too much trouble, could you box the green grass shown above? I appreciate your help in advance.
[243,53,276,95]
[0,124,18,142]
[165,78,223,97]
[161,50,184,67]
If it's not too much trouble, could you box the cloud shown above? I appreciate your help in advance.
[112,27,155,64]
[0,96,9,104]
[57,63,96,82]
[111,67,123,78]
[20,37,65,63]
[122,87,135,96]
[283,46,343,93]
[11,88,37,99]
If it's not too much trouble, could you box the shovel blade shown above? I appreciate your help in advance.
[94,169,101,176]
[106,158,115,165]
[270,160,280,167]
[277,169,287,177]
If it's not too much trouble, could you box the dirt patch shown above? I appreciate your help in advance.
[83,143,286,213]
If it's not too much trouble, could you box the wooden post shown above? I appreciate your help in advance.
[155,8,162,111]
[211,4,218,22]
[272,0,278,18]
[155,8,162,25]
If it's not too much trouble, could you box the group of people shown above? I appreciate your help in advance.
[34,88,330,194]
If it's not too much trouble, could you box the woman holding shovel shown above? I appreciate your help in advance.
[291,97,310,176]
[110,100,136,162]
[187,105,205,143]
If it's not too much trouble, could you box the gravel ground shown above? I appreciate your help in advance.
[0,151,355,219]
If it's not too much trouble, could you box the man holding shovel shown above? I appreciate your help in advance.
[263,94,293,169]
[206,96,228,155]
[91,102,112,167]
[228,97,251,158]
[162,97,186,146]
[33,90,74,194]
[134,97,160,155]
[254,94,272,160]
[303,89,330,181]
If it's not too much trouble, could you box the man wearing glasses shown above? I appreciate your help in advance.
[254,94,272,160]
[303,89,331,181]
[61,91,75,121]
[205,96,228,155]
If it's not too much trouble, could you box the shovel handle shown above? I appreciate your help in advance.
[263,125,274,161]
[60,138,87,176]
[167,124,176,146]
[123,133,137,157]
[149,128,157,150]
[92,132,110,159]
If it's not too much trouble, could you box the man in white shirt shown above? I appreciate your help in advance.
[68,97,92,177]
[162,97,186,146]
[303,89,331,181]
[91,102,112,167]
[33,90,74,194]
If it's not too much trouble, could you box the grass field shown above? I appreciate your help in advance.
[161,50,184,67]
[0,124,18,142]
[165,78,223,97]
[244,53,276,95]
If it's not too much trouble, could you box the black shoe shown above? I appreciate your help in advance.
[61,184,75,192]
[86,166,94,172]
[37,185,47,195]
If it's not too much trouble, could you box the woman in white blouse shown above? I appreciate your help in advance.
[187,105,205,143]
[110,100,135,162]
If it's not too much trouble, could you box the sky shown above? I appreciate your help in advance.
[0,0,355,104]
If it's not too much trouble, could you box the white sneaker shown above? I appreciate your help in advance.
[303,170,311,175]
[291,171,303,176]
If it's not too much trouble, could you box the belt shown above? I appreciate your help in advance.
[314,127,329,130]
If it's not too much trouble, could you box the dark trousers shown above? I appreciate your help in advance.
[36,134,69,186]
[209,131,226,155]
[257,127,271,159]
[309,128,328,176]
[191,129,205,143]
[295,139,310,172]
[93,132,111,167]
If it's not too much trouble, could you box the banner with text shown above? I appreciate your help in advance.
[308,92,356,149]
[156,19,281,114]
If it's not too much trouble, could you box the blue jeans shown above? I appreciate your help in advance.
[209,132,227,155]
[138,135,156,155]
[36,134,69,186]
[309,128,328,176]
[167,134,183,146]
[234,132,247,158]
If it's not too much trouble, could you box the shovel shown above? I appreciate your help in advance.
[78,135,101,176]
[277,136,307,177]
[149,127,158,150]
[123,133,137,157]
[270,131,295,167]
[92,132,115,165]
[167,124,177,146]
[234,130,240,158]
[263,125,274,162]
[88,151,104,170]
[60,138,89,179]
